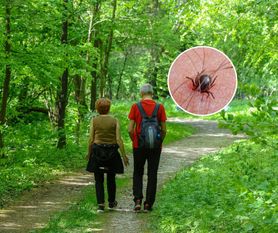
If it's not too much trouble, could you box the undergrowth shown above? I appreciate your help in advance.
[0,100,194,207]
[151,140,278,232]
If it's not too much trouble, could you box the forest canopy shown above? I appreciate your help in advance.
[0,0,277,152]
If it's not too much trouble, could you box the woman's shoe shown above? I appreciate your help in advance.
[108,201,118,210]
[97,204,105,213]
[134,199,142,211]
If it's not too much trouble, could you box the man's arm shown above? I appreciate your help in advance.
[161,122,167,142]
[128,120,135,140]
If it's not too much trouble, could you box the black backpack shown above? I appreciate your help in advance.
[137,102,162,149]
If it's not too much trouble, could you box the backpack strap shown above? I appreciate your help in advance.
[136,102,160,119]
[151,103,160,118]
[136,102,148,118]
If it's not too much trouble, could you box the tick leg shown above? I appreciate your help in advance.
[222,65,233,70]
[185,76,194,84]
[205,91,210,98]
[201,93,205,102]
[185,76,197,89]
[204,90,215,99]
[172,80,187,95]
[198,69,205,76]
[202,48,205,71]
[210,76,218,87]
[208,91,215,99]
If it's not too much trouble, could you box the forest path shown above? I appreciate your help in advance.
[0,119,244,233]
[95,119,244,233]
[0,170,93,232]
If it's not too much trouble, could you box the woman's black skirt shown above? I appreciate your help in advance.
[86,144,124,174]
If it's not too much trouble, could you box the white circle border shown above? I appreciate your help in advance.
[167,45,238,116]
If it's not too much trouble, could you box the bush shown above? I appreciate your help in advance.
[151,140,278,232]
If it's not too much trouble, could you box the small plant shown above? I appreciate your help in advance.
[219,84,278,148]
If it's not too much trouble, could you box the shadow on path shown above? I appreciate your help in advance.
[0,173,93,232]
[0,119,244,233]
[97,119,244,233]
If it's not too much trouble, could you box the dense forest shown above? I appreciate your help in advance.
[0,0,277,153]
[0,0,277,232]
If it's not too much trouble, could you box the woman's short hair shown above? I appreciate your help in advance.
[95,98,111,114]
[140,83,153,95]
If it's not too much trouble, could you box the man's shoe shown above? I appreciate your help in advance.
[97,204,105,213]
[108,201,118,210]
[144,202,152,212]
[134,199,142,211]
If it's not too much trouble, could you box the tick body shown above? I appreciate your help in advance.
[171,47,233,103]
[169,46,236,115]
[186,73,217,99]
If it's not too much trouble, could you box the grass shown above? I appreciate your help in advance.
[150,140,278,233]
[31,120,194,232]
[0,99,195,207]
[24,100,195,233]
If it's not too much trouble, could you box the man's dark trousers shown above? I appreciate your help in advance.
[133,147,161,207]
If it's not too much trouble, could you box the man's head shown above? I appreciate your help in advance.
[140,83,153,98]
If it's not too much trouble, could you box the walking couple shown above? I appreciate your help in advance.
[86,83,167,212]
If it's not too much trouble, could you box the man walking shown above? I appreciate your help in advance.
[128,83,167,211]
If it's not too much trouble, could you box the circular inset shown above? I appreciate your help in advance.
[168,46,237,116]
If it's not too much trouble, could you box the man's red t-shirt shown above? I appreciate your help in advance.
[128,99,167,148]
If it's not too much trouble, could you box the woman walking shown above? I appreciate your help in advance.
[86,98,129,212]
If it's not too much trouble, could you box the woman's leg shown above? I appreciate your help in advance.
[94,172,105,204]
[107,172,116,203]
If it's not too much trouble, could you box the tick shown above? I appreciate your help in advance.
[186,73,217,99]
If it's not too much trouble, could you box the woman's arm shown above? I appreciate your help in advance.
[86,119,94,159]
[116,120,129,166]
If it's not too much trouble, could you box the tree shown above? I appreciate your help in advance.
[90,0,101,111]
[56,0,69,148]
[0,0,11,156]
[99,0,117,98]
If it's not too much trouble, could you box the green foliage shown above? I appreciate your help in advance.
[162,98,250,120]
[170,0,277,97]
[219,88,278,148]
[0,1,276,231]
[0,120,87,207]
[0,100,194,207]
[151,140,278,233]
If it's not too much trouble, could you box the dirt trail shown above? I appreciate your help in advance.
[0,119,244,233]
[0,172,93,232]
[96,119,244,233]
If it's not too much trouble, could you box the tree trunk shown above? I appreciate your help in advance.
[0,1,11,156]
[73,75,81,144]
[149,47,160,99]
[148,0,161,99]
[99,0,117,97]
[108,74,112,99]
[116,51,128,99]
[73,74,87,144]
[56,0,69,149]
[73,9,94,143]
[90,0,101,111]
